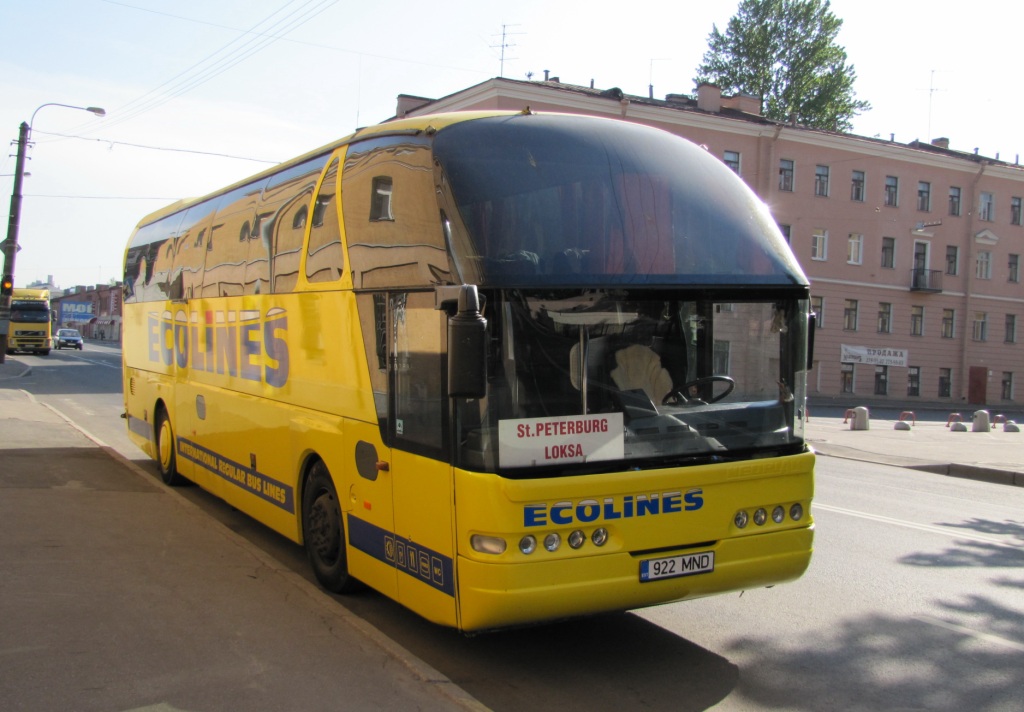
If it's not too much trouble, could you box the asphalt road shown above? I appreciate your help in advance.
[4,344,1023,711]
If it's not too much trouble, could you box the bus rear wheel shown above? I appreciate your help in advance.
[155,407,186,486]
[303,461,360,594]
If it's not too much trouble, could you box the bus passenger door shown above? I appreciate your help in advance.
[388,292,457,628]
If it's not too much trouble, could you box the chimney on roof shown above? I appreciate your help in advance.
[395,94,432,117]
[931,137,950,149]
[696,83,722,113]
[544,70,549,81]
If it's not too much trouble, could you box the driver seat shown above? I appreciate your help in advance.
[609,344,673,404]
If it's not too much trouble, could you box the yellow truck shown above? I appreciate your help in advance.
[7,288,52,355]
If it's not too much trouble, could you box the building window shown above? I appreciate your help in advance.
[815,165,830,197]
[907,366,921,397]
[949,186,962,216]
[1002,372,1014,401]
[881,237,896,269]
[910,305,924,336]
[946,245,959,276]
[844,299,858,331]
[917,181,931,211]
[941,309,955,338]
[724,150,740,174]
[1009,254,1020,283]
[778,223,791,243]
[1006,314,1017,344]
[841,363,855,394]
[938,368,952,397]
[847,233,863,264]
[811,296,824,328]
[1013,197,1023,226]
[713,339,731,373]
[976,250,992,280]
[851,170,865,202]
[980,192,994,221]
[877,302,892,333]
[972,312,988,341]
[779,159,794,191]
[874,365,888,395]
[811,229,828,260]
[884,176,899,206]
[370,176,394,221]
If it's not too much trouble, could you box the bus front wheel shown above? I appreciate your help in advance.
[155,408,186,486]
[303,461,360,594]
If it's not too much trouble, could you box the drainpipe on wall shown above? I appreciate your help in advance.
[962,163,988,403]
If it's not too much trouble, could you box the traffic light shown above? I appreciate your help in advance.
[0,274,13,297]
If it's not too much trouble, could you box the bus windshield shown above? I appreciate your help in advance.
[456,288,808,474]
[433,114,806,289]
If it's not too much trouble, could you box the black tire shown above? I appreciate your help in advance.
[302,461,360,593]
[155,407,186,486]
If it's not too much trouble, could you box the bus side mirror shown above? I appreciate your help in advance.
[446,285,487,398]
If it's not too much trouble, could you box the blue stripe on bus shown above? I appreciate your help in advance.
[176,437,295,514]
[347,515,455,597]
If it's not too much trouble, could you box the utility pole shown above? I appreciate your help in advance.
[0,121,29,362]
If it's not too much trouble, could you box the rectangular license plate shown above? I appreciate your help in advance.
[640,551,715,582]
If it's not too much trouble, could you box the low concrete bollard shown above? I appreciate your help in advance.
[951,421,968,432]
[972,410,991,433]
[1005,420,1021,433]
[850,406,870,431]
[894,420,912,431]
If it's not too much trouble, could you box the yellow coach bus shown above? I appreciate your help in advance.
[122,110,814,632]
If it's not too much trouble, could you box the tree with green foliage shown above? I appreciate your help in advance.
[694,0,870,132]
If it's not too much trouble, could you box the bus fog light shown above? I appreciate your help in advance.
[754,508,767,526]
[591,528,609,546]
[470,534,507,554]
[544,533,561,552]
[568,530,586,549]
[772,506,785,524]
[735,510,749,529]
[790,503,804,521]
[519,535,537,555]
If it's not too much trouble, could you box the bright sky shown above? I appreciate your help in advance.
[2,0,1021,289]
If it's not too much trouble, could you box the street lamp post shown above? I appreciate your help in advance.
[0,103,105,362]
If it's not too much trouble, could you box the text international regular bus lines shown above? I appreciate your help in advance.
[122,110,815,632]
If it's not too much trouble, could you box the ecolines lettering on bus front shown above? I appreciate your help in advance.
[147,308,290,387]
[524,489,704,527]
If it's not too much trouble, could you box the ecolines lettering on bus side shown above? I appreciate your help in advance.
[523,488,704,527]
[147,308,290,387]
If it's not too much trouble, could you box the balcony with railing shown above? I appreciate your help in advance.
[910,268,943,292]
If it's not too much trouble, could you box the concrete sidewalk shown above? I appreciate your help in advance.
[805,404,1024,487]
[0,382,485,712]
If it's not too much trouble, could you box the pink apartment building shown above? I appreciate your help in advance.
[396,77,1023,408]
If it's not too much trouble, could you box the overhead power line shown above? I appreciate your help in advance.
[33,130,280,164]
[86,0,338,134]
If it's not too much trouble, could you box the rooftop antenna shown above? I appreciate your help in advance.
[492,24,523,78]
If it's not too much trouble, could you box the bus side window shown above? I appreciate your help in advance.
[391,291,447,460]
[306,158,343,283]
[356,292,390,439]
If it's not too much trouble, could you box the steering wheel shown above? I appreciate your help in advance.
[662,375,736,405]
